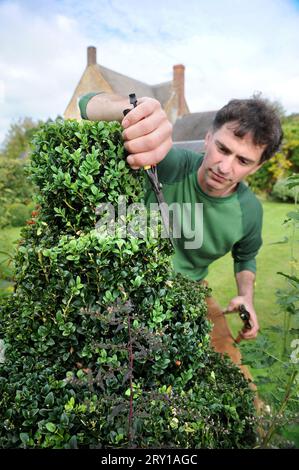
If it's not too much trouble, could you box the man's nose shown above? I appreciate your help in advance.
[218,156,234,174]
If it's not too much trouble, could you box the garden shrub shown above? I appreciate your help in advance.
[246,114,299,195]
[6,202,35,227]
[246,152,291,194]
[272,177,299,202]
[0,157,35,228]
[0,120,256,448]
[281,115,299,173]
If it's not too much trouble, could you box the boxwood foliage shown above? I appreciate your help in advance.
[0,120,256,448]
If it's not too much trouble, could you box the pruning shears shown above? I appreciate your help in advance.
[123,93,174,247]
[234,304,252,343]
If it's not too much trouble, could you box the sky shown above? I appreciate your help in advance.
[1,0,299,146]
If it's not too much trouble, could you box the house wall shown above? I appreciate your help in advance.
[64,65,113,120]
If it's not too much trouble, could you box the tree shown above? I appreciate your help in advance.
[280,115,299,173]
[0,117,42,160]
[246,95,299,194]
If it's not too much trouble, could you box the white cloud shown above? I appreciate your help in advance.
[0,0,299,145]
[55,14,76,32]
[57,0,299,112]
[0,1,91,143]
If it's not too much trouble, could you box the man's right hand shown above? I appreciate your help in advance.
[121,97,173,170]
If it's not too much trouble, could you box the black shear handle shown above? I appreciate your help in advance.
[123,93,138,116]
[235,304,252,343]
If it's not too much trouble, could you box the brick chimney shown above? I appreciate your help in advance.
[173,64,187,117]
[87,46,97,66]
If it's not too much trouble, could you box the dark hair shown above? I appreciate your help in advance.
[212,98,283,162]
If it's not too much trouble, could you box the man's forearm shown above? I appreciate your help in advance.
[86,93,129,122]
[235,270,255,304]
[81,95,173,170]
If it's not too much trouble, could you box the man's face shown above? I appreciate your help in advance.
[198,122,265,197]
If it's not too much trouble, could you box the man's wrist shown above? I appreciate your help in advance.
[235,270,255,303]
[241,297,254,308]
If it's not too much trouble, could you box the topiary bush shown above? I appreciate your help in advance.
[0,119,256,448]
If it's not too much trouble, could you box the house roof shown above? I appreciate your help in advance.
[173,140,205,153]
[152,81,173,108]
[173,111,217,141]
[99,65,172,107]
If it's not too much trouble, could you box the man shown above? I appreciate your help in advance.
[79,93,283,380]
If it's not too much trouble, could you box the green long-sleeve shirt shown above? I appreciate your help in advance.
[144,147,263,281]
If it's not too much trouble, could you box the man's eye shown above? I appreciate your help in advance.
[238,158,249,165]
[218,146,228,154]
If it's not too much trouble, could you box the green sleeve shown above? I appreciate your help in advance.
[232,195,263,274]
[144,147,203,204]
[157,147,203,184]
[78,92,103,120]
[234,258,257,275]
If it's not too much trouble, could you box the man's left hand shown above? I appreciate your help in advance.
[225,296,259,340]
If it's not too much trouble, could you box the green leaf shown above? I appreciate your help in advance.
[60,413,69,425]
[45,422,56,433]
[20,432,30,445]
[286,211,299,221]
[64,396,75,412]
[90,185,99,195]
[68,435,78,449]
[132,275,143,288]
[45,391,54,407]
